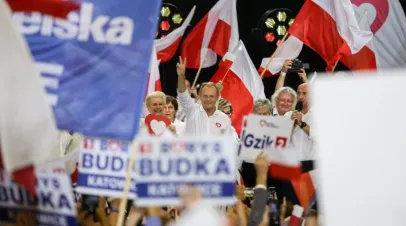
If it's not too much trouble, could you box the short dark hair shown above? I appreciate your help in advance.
[166,96,179,112]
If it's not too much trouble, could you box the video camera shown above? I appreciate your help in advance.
[288,58,309,73]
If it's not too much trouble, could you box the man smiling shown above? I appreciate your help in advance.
[176,57,237,138]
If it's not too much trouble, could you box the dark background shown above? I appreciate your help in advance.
[158,0,406,98]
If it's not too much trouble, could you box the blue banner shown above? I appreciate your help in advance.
[12,0,162,140]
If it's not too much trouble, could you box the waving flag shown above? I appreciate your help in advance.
[289,0,372,71]
[341,0,406,70]
[210,41,265,134]
[258,36,303,77]
[155,6,196,62]
[340,8,377,71]
[291,170,318,209]
[181,0,239,69]
[0,1,60,195]
[12,0,162,140]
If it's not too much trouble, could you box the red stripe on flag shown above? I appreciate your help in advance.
[219,59,233,69]
[155,79,162,92]
[208,19,232,57]
[157,37,182,63]
[7,0,80,19]
[12,165,36,197]
[181,15,208,69]
[288,0,352,71]
[340,46,377,71]
[210,67,253,135]
[269,163,302,180]
[290,172,316,209]
[258,67,273,78]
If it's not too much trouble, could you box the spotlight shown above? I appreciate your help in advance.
[157,3,184,39]
[255,8,295,49]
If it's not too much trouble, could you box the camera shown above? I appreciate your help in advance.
[289,58,304,73]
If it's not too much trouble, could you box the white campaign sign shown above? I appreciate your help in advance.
[133,136,238,207]
[238,114,293,163]
[0,169,77,226]
[76,137,135,199]
[313,70,406,226]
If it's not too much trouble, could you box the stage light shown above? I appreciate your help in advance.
[157,3,185,39]
[254,8,295,50]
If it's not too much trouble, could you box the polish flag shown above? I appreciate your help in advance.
[258,36,303,77]
[143,47,162,116]
[146,47,162,95]
[210,41,265,135]
[7,0,79,18]
[288,0,372,71]
[288,205,304,226]
[340,7,377,70]
[155,6,196,62]
[341,0,406,70]
[268,145,302,180]
[290,170,318,209]
[0,1,60,195]
[181,0,239,69]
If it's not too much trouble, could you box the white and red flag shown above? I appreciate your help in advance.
[146,46,162,95]
[210,41,265,135]
[0,1,62,195]
[288,0,372,71]
[341,0,406,70]
[143,47,162,116]
[155,6,196,63]
[290,170,318,209]
[181,0,239,69]
[267,145,302,180]
[258,36,303,77]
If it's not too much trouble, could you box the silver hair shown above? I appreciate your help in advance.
[253,99,272,113]
[271,87,298,110]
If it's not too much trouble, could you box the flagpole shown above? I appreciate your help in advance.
[331,60,339,72]
[260,32,289,79]
[192,49,209,88]
[116,141,137,226]
[220,68,231,82]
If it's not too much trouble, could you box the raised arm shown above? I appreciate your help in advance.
[176,57,197,116]
[177,56,187,93]
[274,59,292,93]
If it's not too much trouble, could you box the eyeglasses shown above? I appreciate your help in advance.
[277,98,293,104]
[222,111,232,116]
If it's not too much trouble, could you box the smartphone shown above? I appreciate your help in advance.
[268,187,276,200]
[268,199,280,226]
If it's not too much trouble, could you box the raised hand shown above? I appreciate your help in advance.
[298,68,308,82]
[176,56,187,79]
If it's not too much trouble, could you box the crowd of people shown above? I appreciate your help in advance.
[42,58,318,226]
[5,56,317,226]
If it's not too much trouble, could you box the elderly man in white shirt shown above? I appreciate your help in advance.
[176,57,237,138]
[285,83,316,161]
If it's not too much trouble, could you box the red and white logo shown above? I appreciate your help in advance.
[216,123,222,128]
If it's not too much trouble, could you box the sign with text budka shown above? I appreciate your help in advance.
[239,114,293,163]
[0,169,77,226]
[134,136,237,207]
[76,137,135,199]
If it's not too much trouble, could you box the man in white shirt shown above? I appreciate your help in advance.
[176,57,237,137]
[285,83,316,161]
